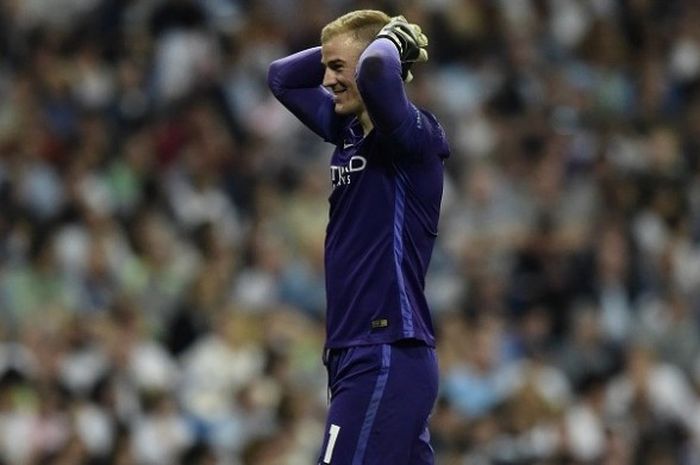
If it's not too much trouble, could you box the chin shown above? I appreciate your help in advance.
[335,99,362,116]
[334,104,352,116]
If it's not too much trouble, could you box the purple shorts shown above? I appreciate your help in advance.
[318,341,439,465]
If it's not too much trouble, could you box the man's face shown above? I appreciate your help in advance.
[321,33,366,117]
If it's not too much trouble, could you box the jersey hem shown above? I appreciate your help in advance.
[324,334,435,350]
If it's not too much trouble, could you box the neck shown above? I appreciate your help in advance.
[359,111,373,136]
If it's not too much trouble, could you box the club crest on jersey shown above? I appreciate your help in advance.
[330,155,367,188]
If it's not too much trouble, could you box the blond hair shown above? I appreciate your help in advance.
[321,9,391,45]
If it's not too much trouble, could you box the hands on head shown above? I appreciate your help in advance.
[376,15,429,82]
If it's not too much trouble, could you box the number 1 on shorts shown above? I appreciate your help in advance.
[323,424,341,463]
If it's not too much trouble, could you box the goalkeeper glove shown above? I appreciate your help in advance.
[376,15,429,82]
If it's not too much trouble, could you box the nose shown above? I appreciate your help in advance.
[322,68,337,89]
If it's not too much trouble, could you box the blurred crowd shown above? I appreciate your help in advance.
[1,0,700,464]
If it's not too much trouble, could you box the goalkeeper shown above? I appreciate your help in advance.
[268,9,449,465]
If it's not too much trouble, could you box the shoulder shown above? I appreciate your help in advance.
[420,108,450,161]
[385,106,450,161]
[419,109,449,148]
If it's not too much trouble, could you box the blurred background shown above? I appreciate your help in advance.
[0,0,700,464]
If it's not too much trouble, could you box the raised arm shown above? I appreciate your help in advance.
[267,47,342,142]
[355,38,412,137]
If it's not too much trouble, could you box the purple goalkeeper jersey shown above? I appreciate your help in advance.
[268,39,449,349]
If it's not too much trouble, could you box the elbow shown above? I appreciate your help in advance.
[356,54,388,98]
[267,60,283,95]
[356,47,402,94]
[357,53,386,85]
[356,38,402,85]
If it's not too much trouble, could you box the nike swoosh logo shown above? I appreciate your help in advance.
[343,142,353,149]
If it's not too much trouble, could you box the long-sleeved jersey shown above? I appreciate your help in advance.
[268,39,450,349]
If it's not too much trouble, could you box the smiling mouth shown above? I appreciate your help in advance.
[332,89,346,102]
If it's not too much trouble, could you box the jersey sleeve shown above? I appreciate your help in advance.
[267,47,343,143]
[355,39,448,160]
